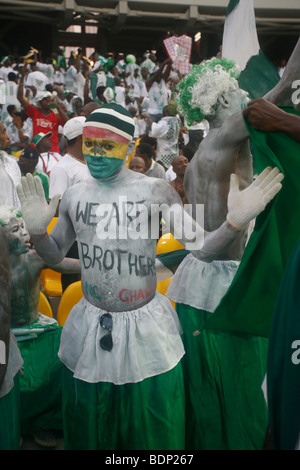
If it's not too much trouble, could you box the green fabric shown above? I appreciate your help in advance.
[239,50,280,100]
[226,0,240,16]
[267,237,300,450]
[205,107,300,337]
[35,171,49,201]
[17,323,63,435]
[86,102,135,138]
[156,249,189,273]
[89,72,115,103]
[0,374,20,450]
[177,303,268,450]
[62,363,185,450]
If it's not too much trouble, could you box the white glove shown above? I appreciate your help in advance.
[16,173,60,235]
[227,166,284,230]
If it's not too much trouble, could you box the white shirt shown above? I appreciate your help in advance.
[148,80,168,115]
[0,151,21,207]
[6,119,32,144]
[64,65,79,94]
[4,80,19,107]
[36,151,62,176]
[165,165,176,182]
[49,153,91,199]
[25,70,49,94]
[37,62,55,84]
[0,66,14,82]
[114,86,126,108]
[149,116,180,167]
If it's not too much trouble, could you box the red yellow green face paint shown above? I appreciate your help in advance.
[82,127,129,179]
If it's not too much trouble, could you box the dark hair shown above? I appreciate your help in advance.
[139,135,156,149]
[181,145,196,162]
[14,111,26,122]
[45,84,54,92]
[65,136,78,146]
[114,76,121,86]
[96,86,106,98]
[7,105,16,115]
[136,143,153,159]
[7,72,17,81]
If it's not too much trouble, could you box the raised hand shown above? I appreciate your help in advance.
[227,166,284,230]
[16,173,60,235]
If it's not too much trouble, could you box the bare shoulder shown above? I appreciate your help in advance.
[149,176,182,205]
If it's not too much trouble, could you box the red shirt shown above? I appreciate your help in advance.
[25,103,63,153]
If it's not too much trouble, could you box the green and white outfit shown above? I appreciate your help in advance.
[167,254,269,450]
[149,116,181,168]
[58,292,185,450]
[15,314,63,436]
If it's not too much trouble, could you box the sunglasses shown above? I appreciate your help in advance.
[99,313,113,352]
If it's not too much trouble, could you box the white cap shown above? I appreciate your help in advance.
[37,90,52,101]
[63,116,86,140]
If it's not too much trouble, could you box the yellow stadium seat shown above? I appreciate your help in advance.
[38,291,53,318]
[41,269,63,297]
[57,281,83,326]
[156,233,185,255]
[156,277,175,308]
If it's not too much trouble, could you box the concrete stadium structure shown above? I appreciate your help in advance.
[0,0,299,62]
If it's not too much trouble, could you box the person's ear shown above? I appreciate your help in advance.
[217,94,230,108]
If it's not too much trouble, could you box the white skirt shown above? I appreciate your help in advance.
[167,254,240,313]
[58,292,185,385]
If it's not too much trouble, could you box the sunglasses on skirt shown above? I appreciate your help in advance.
[99,312,113,352]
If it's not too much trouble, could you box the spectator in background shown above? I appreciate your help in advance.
[6,111,31,154]
[24,62,49,101]
[2,72,20,123]
[0,121,21,208]
[145,58,172,122]
[146,100,183,169]
[114,76,127,108]
[17,147,49,201]
[17,65,69,154]
[2,104,17,129]
[169,154,189,204]
[32,131,62,176]
[80,101,100,118]
[0,56,14,82]
[129,155,146,174]
[134,142,166,179]
[166,146,196,183]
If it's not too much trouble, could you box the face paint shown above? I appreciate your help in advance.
[82,128,129,179]
[4,217,30,254]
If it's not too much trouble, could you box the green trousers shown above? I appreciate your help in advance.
[62,362,185,450]
[17,325,63,435]
[177,303,269,450]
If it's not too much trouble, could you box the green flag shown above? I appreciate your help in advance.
[238,51,280,100]
[204,106,300,338]
[223,0,259,71]
[222,0,280,99]
[267,237,300,450]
